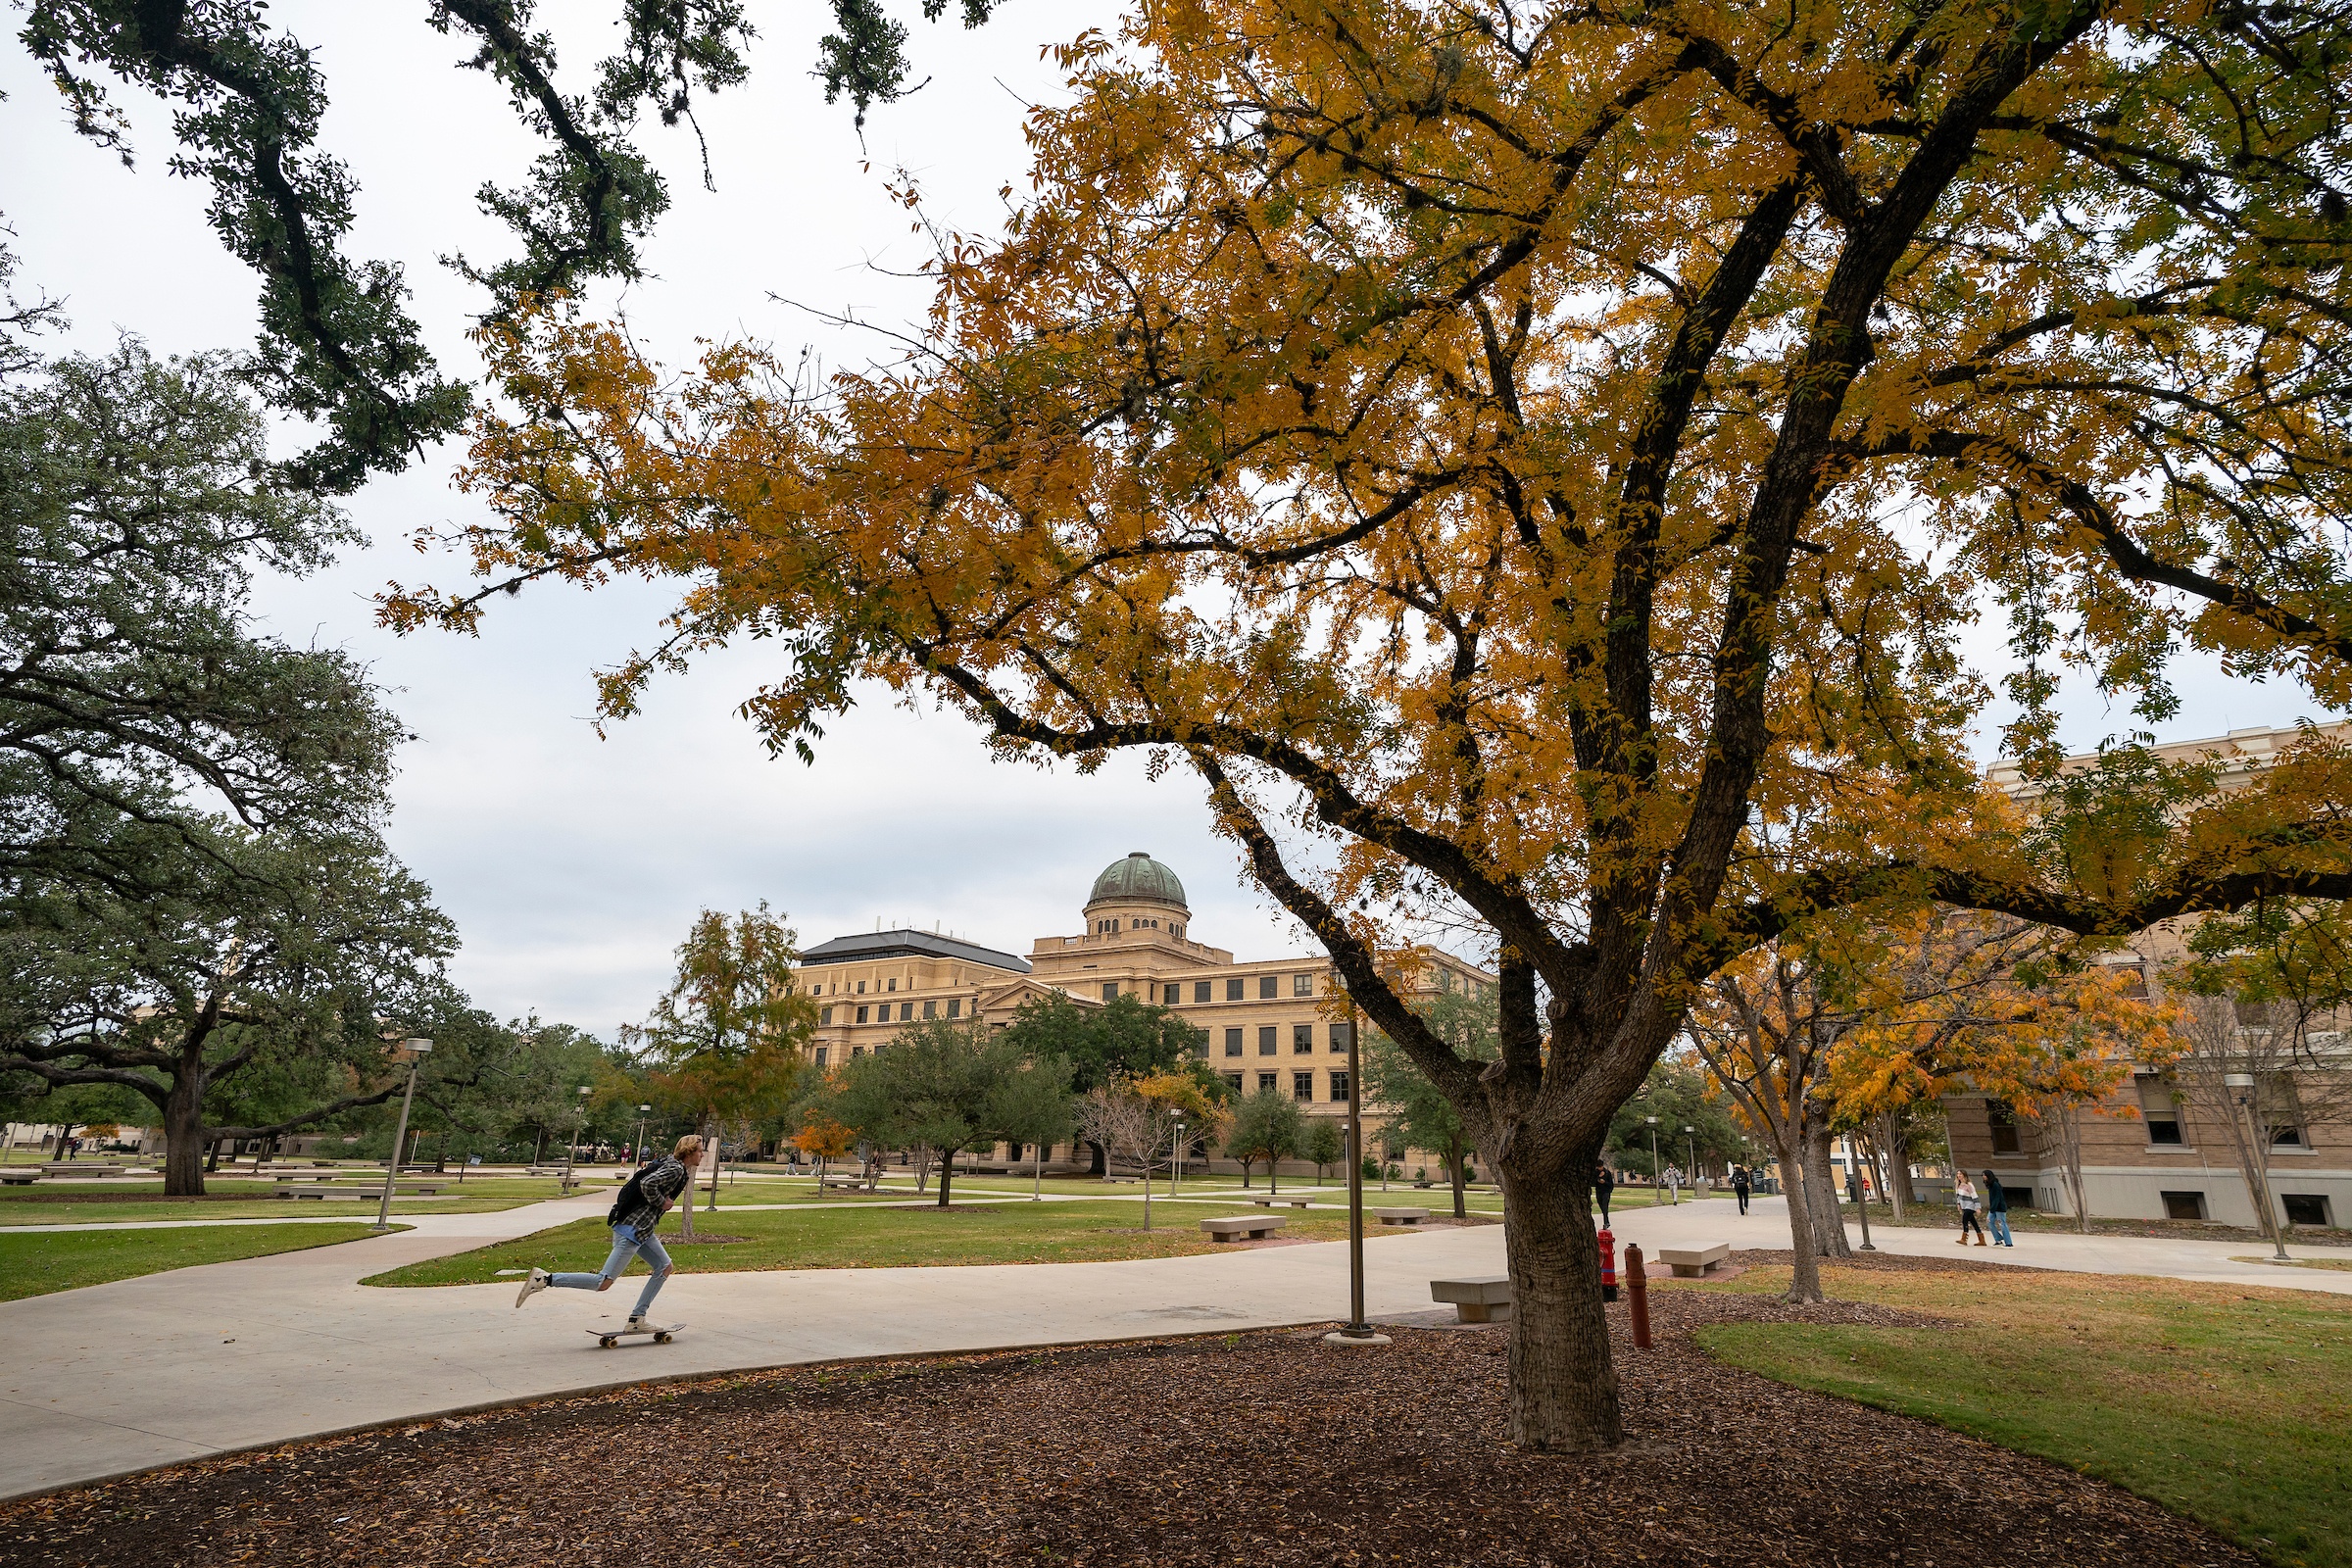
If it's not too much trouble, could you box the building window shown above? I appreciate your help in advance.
[1438,968,1455,993]
[1258,1025,1277,1055]
[857,980,865,994]
[1259,974,1278,999]
[1294,1024,1313,1054]
[813,1047,828,1067]
[1164,984,1181,1004]
[851,1045,865,1058]
[1331,1022,1352,1052]
[888,977,897,992]
[1222,1072,1244,1094]
[922,1000,937,1018]
[901,1003,914,1021]
[1987,1100,2022,1155]
[947,999,961,1018]
[856,1005,869,1024]
[1257,1071,1278,1094]
[2161,1190,2208,1221]
[820,1006,833,1025]
[1329,1070,1349,1102]
[1290,1071,1312,1102]
[1224,1028,1243,1057]
[1102,982,1120,1002]
[1195,980,1212,1004]
[1227,977,1245,1001]
[2135,1074,2182,1145]
[1294,972,1313,997]
[2283,1194,2332,1227]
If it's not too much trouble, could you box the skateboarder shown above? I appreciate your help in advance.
[514,1133,701,1331]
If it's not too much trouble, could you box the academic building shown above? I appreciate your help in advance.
[1945,724,2352,1229]
[797,852,1494,1168]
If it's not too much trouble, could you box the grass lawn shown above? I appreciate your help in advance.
[0,1177,584,1225]
[0,1221,407,1301]
[1692,1261,2352,1568]
[366,1197,1457,1287]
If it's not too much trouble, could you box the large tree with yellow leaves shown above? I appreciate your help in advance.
[391,0,2352,1449]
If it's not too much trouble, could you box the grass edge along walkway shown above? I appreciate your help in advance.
[363,1199,1457,1287]
[0,1221,411,1303]
[1691,1262,2352,1568]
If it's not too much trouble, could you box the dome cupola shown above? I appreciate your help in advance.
[1085,852,1189,914]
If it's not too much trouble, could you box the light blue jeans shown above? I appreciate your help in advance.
[551,1224,673,1318]
[1988,1209,2014,1246]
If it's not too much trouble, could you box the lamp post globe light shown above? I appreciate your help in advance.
[563,1085,592,1188]
[1643,1115,1661,1200]
[2224,1072,2290,1261]
[1683,1124,1697,1183]
[372,1038,432,1233]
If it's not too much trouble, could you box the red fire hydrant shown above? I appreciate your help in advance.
[1597,1227,1618,1301]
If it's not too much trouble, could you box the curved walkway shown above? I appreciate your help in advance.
[5,1187,2348,1502]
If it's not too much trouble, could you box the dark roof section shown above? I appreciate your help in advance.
[799,928,1032,974]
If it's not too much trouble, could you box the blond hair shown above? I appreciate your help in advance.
[672,1134,706,1160]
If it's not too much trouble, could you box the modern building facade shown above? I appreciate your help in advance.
[797,852,1494,1164]
[1949,724,2352,1229]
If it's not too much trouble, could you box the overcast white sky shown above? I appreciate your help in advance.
[4,5,2336,1039]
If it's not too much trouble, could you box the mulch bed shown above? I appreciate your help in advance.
[0,1254,2251,1568]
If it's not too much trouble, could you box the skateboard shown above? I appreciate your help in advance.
[586,1321,684,1348]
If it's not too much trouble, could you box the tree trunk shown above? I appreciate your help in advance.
[936,1152,955,1208]
[531,1125,547,1167]
[1494,1156,1622,1450]
[1085,1138,1107,1177]
[1776,1133,1825,1303]
[1269,1158,1278,1195]
[161,1074,208,1197]
[1448,1134,1469,1219]
[1803,1124,1851,1259]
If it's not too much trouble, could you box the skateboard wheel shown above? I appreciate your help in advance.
[599,1336,616,1348]
[655,1332,672,1344]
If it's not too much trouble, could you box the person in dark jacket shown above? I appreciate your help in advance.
[1982,1169,2015,1247]
[515,1134,701,1329]
[1732,1165,1752,1216]
[1592,1160,1615,1225]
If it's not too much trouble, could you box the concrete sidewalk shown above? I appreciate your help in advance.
[0,1190,1507,1501]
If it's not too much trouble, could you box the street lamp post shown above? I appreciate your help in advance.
[2225,1072,2289,1261]
[1324,997,1388,1347]
[1843,1132,1876,1251]
[1169,1110,1186,1200]
[1682,1124,1697,1188]
[1644,1115,1661,1202]
[632,1103,652,1165]
[372,1038,432,1233]
[563,1085,592,1190]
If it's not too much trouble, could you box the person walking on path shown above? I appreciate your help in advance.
[514,1133,701,1329]
[1592,1159,1615,1226]
[1732,1165,1751,1216]
[1955,1171,1988,1247]
[1982,1169,2015,1247]
[1663,1164,1682,1204]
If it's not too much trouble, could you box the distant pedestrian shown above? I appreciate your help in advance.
[1733,1165,1751,1216]
[1955,1171,1987,1247]
[1592,1160,1615,1225]
[1982,1169,2014,1247]
[514,1133,700,1331]
[1664,1164,1682,1204]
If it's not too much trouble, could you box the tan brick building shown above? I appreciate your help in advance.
[1947,725,2352,1228]
[798,852,1493,1165]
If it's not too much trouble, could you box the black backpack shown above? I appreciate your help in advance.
[607,1163,651,1226]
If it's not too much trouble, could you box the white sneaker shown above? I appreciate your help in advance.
[514,1267,551,1307]
[624,1314,650,1333]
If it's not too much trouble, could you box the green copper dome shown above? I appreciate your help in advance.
[1087,852,1189,911]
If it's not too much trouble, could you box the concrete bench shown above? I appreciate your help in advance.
[820,1175,878,1192]
[1250,1197,1313,1209]
[1200,1214,1288,1243]
[272,1184,441,1200]
[1658,1242,1732,1278]
[0,1171,37,1186]
[40,1163,127,1177]
[1430,1276,1513,1323]
[1373,1207,1431,1226]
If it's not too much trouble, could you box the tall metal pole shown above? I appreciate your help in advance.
[1644,1116,1660,1200]
[1844,1132,1876,1250]
[1325,995,1387,1346]
[563,1085,591,1189]
[372,1038,431,1233]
